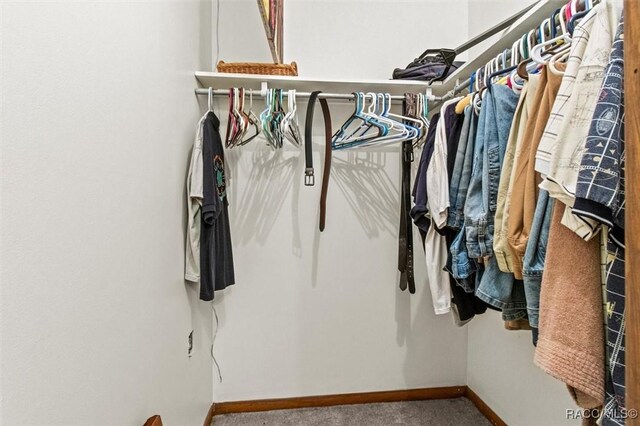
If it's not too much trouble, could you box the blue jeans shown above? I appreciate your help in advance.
[522,190,554,328]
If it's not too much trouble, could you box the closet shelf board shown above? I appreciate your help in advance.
[194,72,444,97]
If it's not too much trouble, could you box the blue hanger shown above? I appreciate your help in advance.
[332,92,387,150]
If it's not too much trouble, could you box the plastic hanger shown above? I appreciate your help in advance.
[567,9,590,34]
[271,89,286,148]
[260,89,276,148]
[207,87,214,113]
[356,93,417,148]
[233,88,245,146]
[282,89,302,146]
[239,89,261,146]
[332,92,388,149]
[383,93,421,140]
[335,93,407,150]
[237,89,251,146]
[333,93,384,150]
[414,94,431,149]
[530,32,571,65]
[225,88,238,148]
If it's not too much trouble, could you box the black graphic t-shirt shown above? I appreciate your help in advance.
[200,111,235,301]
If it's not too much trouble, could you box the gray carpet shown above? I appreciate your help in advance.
[212,398,490,426]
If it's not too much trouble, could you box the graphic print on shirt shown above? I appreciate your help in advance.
[213,155,226,199]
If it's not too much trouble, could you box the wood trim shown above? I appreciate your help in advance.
[625,1,640,425]
[202,402,215,426]
[464,387,507,426]
[209,386,466,416]
[202,385,507,426]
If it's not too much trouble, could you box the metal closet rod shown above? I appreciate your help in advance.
[194,88,443,102]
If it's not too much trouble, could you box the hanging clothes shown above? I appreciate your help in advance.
[537,0,622,240]
[424,98,461,315]
[493,73,541,274]
[408,0,628,414]
[534,202,604,409]
[410,113,441,240]
[185,116,207,283]
[506,63,565,281]
[199,111,236,301]
[470,83,525,324]
[572,16,626,425]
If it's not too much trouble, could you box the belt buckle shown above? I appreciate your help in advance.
[305,168,315,186]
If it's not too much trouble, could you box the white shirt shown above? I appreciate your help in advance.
[424,220,452,315]
[426,98,460,229]
[185,115,206,282]
[423,98,460,315]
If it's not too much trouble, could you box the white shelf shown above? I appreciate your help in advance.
[195,72,443,97]
[196,0,567,102]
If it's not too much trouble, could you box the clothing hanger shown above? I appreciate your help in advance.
[414,94,431,148]
[531,3,573,66]
[239,89,261,146]
[260,88,276,148]
[530,32,571,65]
[230,88,246,147]
[332,92,387,150]
[234,89,247,147]
[357,93,418,147]
[383,93,421,140]
[337,93,414,149]
[353,92,391,140]
[282,89,302,146]
[271,89,286,148]
[225,88,238,148]
[510,40,521,67]
[567,9,590,34]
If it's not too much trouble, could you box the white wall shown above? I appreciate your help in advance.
[466,2,580,425]
[0,1,586,425]
[1,1,214,425]
[215,0,470,79]
[209,0,471,402]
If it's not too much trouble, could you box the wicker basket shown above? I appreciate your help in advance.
[216,61,298,76]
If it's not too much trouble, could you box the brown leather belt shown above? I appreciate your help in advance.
[305,91,332,232]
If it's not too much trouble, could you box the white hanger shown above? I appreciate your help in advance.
[358,93,417,147]
[570,0,579,16]
[510,40,520,66]
[530,32,571,65]
[282,89,302,146]
[558,5,568,35]
[384,93,423,136]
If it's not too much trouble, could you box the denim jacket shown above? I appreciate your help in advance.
[465,84,519,258]
[464,93,489,259]
[447,105,475,230]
